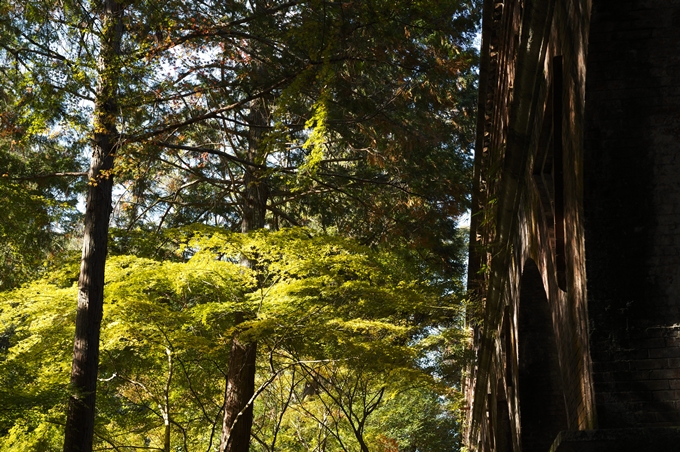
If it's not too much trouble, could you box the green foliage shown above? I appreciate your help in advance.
[101,0,479,281]
[0,228,467,450]
[0,0,480,449]
[0,411,64,452]
[0,282,74,442]
[0,180,51,289]
[372,387,462,452]
[0,0,90,289]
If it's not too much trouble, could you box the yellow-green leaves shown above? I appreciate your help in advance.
[300,97,329,175]
[0,226,462,450]
[299,66,335,177]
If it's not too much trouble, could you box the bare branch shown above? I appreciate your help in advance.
[7,172,87,181]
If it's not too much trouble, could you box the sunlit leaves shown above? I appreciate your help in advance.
[0,0,479,449]
[0,227,465,449]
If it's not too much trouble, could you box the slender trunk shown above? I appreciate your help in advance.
[219,100,268,452]
[63,1,122,450]
[162,347,173,452]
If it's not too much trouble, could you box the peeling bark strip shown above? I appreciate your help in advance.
[63,1,123,450]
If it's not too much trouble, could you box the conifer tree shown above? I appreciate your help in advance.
[62,0,124,449]
[164,5,473,451]
[107,2,479,449]
[1,1,480,449]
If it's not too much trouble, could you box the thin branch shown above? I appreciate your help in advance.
[317,170,418,197]
[153,141,265,170]
[151,2,301,52]
[7,172,87,180]
[267,204,301,227]
[176,356,216,424]
[126,75,297,141]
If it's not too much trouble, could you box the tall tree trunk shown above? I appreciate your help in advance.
[63,1,122,450]
[219,100,269,452]
[220,314,259,452]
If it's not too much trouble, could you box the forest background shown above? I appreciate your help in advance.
[0,0,481,451]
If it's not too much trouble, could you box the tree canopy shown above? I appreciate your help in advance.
[1,227,469,450]
[0,0,480,450]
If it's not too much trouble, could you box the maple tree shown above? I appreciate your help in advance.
[0,228,468,451]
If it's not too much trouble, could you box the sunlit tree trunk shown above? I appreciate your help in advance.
[63,1,122,450]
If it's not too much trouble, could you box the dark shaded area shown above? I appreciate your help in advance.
[518,260,568,452]
[584,0,680,428]
[552,427,680,452]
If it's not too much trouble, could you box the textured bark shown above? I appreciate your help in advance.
[220,325,259,452]
[219,100,268,452]
[63,1,122,450]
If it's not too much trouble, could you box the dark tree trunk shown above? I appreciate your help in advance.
[63,1,122,450]
[219,100,269,452]
[220,316,259,452]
